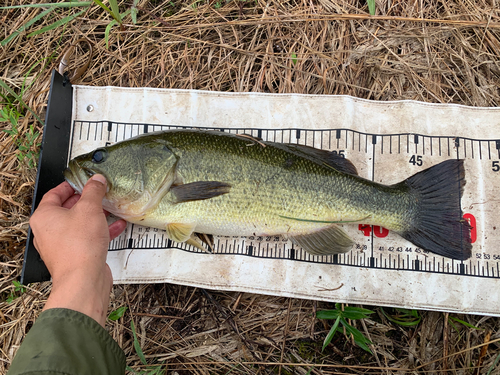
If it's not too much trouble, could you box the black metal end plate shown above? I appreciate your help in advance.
[21,70,73,284]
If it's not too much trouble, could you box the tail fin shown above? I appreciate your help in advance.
[398,159,472,260]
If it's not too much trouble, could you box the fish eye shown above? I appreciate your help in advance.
[91,148,107,164]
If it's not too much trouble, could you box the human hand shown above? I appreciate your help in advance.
[30,175,127,326]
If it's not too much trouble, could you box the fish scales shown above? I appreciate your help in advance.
[154,131,410,236]
[64,129,472,260]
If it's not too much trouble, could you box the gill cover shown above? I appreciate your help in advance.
[68,138,179,217]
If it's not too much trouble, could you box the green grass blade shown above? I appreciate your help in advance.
[131,320,147,365]
[109,0,121,24]
[341,311,373,320]
[0,2,92,10]
[131,0,140,24]
[322,316,340,352]
[448,320,461,339]
[108,306,128,321]
[92,0,112,13]
[341,318,373,354]
[343,306,375,315]
[316,310,340,320]
[381,307,421,327]
[92,0,121,24]
[0,79,44,126]
[486,352,500,375]
[22,57,51,94]
[27,9,87,37]
[367,0,375,15]
[448,316,482,330]
[393,308,420,318]
[105,9,130,48]
[1,8,53,46]
[341,306,374,320]
[131,7,137,24]
[105,19,118,48]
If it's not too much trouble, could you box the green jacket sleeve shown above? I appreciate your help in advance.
[8,308,126,375]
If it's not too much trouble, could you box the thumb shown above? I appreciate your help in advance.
[77,174,108,208]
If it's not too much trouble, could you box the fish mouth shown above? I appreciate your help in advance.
[64,160,95,194]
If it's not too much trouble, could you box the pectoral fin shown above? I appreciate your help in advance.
[289,225,354,255]
[170,181,231,204]
[166,222,196,243]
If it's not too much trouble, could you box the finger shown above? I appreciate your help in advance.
[62,194,81,209]
[37,182,76,209]
[76,174,107,210]
[109,219,127,240]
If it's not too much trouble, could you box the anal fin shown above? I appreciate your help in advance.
[186,233,213,253]
[195,233,214,252]
[289,225,354,255]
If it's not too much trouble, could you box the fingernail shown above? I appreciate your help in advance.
[91,174,107,185]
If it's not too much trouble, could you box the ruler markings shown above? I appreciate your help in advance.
[78,123,84,140]
[371,134,376,261]
[72,121,498,278]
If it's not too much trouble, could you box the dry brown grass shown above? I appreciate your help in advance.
[1,0,500,373]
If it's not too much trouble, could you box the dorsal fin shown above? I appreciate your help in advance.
[236,133,264,142]
[283,144,358,175]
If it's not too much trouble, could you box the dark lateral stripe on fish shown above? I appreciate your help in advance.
[398,159,472,260]
[278,215,370,224]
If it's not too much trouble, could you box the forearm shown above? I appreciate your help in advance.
[43,266,112,327]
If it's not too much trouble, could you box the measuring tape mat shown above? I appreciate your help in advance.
[68,120,499,279]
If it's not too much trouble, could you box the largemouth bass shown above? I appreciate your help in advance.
[64,129,472,260]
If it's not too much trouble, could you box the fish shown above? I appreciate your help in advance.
[64,129,472,260]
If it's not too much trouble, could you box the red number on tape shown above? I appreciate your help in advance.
[463,213,477,244]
